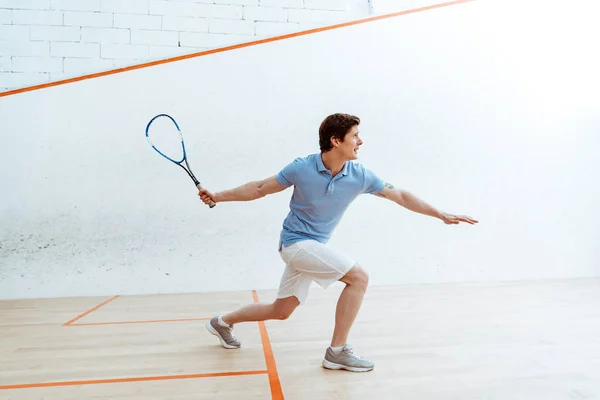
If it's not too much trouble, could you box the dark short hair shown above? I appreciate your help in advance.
[319,113,360,152]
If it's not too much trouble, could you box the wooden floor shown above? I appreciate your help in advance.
[1,278,600,399]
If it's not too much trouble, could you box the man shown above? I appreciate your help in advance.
[198,113,477,372]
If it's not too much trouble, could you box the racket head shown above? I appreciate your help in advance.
[145,113,187,164]
[145,113,217,209]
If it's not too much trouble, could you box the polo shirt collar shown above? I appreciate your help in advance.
[316,153,349,176]
[316,153,328,172]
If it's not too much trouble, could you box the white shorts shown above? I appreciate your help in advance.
[277,239,356,305]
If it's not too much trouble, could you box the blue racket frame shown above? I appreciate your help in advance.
[145,113,215,208]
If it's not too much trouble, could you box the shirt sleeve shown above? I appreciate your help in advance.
[361,165,386,194]
[276,157,302,187]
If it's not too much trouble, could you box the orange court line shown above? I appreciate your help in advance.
[62,295,119,326]
[0,370,268,391]
[0,0,475,99]
[252,290,284,400]
[70,317,211,326]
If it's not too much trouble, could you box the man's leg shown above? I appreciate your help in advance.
[206,296,299,349]
[330,265,369,347]
[221,249,311,327]
[322,264,374,372]
[206,256,309,350]
[274,240,374,372]
[222,296,299,324]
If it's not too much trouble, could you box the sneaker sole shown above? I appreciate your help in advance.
[205,321,240,349]
[322,359,374,372]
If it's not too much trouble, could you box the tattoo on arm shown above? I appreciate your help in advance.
[375,182,394,198]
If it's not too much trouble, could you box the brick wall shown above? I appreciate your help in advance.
[0,0,372,91]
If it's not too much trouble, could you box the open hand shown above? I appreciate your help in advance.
[198,188,217,206]
[441,213,478,225]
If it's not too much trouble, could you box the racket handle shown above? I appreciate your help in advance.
[196,183,216,208]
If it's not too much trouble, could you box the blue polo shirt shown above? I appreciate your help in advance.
[275,153,385,249]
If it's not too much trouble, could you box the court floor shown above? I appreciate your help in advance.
[1,278,600,399]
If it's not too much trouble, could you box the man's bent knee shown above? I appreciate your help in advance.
[272,296,299,320]
[341,265,369,291]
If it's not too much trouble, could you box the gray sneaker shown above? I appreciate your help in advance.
[322,345,374,372]
[206,316,241,349]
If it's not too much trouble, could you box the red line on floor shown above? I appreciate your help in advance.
[252,290,284,400]
[0,370,268,390]
[62,295,119,326]
[70,317,211,326]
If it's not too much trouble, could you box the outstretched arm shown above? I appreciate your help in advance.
[198,175,288,205]
[374,182,478,225]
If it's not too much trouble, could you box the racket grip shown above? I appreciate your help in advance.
[196,183,216,208]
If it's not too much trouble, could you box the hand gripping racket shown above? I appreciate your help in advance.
[145,114,216,208]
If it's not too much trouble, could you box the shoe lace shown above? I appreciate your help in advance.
[227,325,238,341]
[343,345,362,359]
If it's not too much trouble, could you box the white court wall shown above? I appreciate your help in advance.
[0,0,371,92]
[1,0,599,300]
